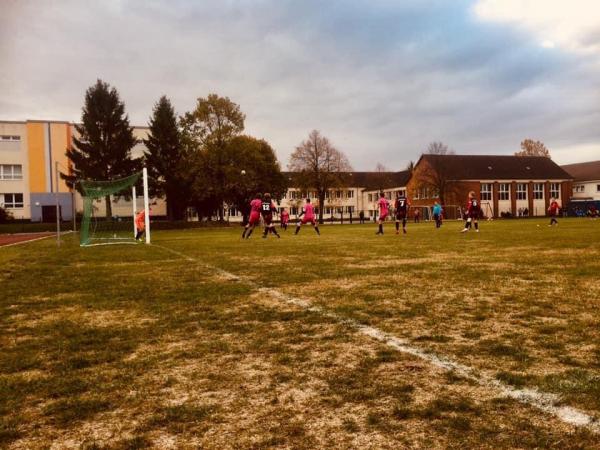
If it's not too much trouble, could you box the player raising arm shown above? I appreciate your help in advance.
[242,193,262,239]
[461,191,480,233]
[261,193,280,238]
[295,198,320,235]
[376,192,390,235]
[394,191,410,235]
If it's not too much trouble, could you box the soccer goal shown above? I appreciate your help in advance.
[79,168,150,246]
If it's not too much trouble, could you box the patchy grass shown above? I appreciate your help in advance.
[1,219,600,448]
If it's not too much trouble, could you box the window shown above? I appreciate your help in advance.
[2,193,24,208]
[368,193,373,202]
[335,190,342,199]
[499,183,510,201]
[516,183,527,200]
[346,206,354,214]
[480,183,492,201]
[597,184,600,193]
[0,135,21,141]
[347,190,354,198]
[290,207,298,215]
[0,164,23,180]
[385,191,392,200]
[534,183,544,200]
[550,183,560,199]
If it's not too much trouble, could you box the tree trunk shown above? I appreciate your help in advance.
[318,192,326,224]
[105,195,112,219]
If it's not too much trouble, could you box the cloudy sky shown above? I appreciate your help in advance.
[2,0,599,169]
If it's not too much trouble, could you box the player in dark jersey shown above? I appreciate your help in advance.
[261,193,280,238]
[394,192,410,235]
[461,191,480,233]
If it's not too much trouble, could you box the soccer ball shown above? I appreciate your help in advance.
[241,170,246,175]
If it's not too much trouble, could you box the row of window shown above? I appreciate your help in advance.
[0,135,20,141]
[367,190,405,202]
[481,183,559,201]
[1,193,23,208]
[0,164,23,180]
[574,184,600,193]
[285,190,355,200]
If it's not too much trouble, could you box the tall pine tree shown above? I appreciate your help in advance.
[144,96,188,220]
[63,79,139,218]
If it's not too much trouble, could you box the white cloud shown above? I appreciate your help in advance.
[473,0,600,54]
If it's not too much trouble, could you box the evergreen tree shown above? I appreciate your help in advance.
[144,96,188,220]
[63,79,140,218]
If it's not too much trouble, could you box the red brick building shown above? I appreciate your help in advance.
[407,155,573,218]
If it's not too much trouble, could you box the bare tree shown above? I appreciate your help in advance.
[427,141,455,155]
[406,160,415,173]
[515,139,551,158]
[375,162,390,172]
[417,155,457,206]
[289,130,353,224]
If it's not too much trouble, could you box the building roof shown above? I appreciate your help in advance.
[417,154,572,180]
[561,160,600,182]
[283,170,411,190]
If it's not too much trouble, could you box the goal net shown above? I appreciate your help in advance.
[78,168,150,246]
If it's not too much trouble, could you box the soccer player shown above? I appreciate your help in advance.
[295,198,320,235]
[261,193,280,238]
[375,192,390,235]
[461,191,480,233]
[242,193,262,239]
[280,208,290,231]
[548,197,560,226]
[135,208,150,241]
[433,201,442,229]
[394,191,409,234]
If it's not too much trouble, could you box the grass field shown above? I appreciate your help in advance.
[1,218,600,449]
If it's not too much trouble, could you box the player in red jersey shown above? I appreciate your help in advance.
[260,193,280,238]
[295,198,320,235]
[461,191,480,233]
[242,193,263,239]
[375,192,390,235]
[394,192,410,235]
[548,197,560,226]
[280,208,290,231]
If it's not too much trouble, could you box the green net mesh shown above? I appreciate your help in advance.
[78,172,143,246]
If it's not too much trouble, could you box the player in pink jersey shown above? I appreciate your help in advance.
[294,198,320,235]
[280,208,290,231]
[375,192,390,235]
[242,193,263,239]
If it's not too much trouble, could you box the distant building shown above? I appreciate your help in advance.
[407,155,573,218]
[0,119,165,221]
[562,160,600,201]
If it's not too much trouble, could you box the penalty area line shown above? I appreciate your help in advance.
[153,243,600,434]
[0,231,73,248]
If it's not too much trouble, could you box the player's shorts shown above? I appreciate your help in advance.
[433,213,440,221]
[395,211,407,220]
[262,213,273,225]
[248,212,261,226]
[379,213,388,221]
[468,211,480,219]
[301,216,316,225]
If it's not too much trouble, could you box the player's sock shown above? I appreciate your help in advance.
[262,227,268,238]
[246,228,254,238]
[378,224,383,234]
[474,222,479,231]
[315,226,320,235]
[295,225,300,235]
[242,228,247,238]
[395,222,400,232]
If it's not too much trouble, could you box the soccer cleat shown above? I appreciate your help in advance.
[476,229,479,233]
[461,228,468,233]
[395,230,399,235]
[403,229,407,234]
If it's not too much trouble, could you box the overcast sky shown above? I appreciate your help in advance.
[2,0,599,169]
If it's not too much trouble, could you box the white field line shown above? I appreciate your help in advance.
[0,231,73,248]
[154,244,600,433]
